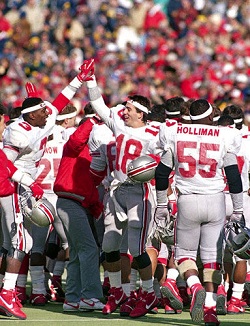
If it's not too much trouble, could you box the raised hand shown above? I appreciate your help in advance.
[25,82,38,97]
[77,58,95,82]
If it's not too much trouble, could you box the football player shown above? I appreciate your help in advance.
[0,62,88,319]
[89,121,135,309]
[82,58,161,318]
[155,99,243,325]
[33,104,78,305]
[220,105,250,313]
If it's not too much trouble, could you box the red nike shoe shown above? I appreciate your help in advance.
[216,284,227,315]
[0,289,27,320]
[204,306,220,326]
[178,286,191,307]
[102,287,127,314]
[29,293,47,306]
[162,297,182,314]
[190,283,206,323]
[227,296,245,314]
[120,290,138,316]
[129,291,159,318]
[161,278,183,311]
[15,286,29,305]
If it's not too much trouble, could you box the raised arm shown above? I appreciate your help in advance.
[78,59,113,127]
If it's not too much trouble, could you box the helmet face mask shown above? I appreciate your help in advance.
[156,215,175,246]
[126,155,158,183]
[224,221,250,259]
[20,192,55,227]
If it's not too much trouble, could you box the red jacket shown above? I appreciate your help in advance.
[0,149,15,197]
[53,117,103,218]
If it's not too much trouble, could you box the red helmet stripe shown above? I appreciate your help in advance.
[128,161,158,177]
[39,203,54,224]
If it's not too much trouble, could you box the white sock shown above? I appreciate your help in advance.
[232,282,244,299]
[108,271,122,288]
[205,291,217,307]
[3,272,18,291]
[186,275,201,288]
[224,281,230,293]
[167,268,179,280]
[30,266,46,295]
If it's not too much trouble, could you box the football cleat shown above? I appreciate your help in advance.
[49,284,65,303]
[161,279,183,311]
[0,289,27,320]
[204,306,220,326]
[227,296,245,314]
[50,276,65,302]
[120,291,138,317]
[162,297,182,314]
[102,287,127,315]
[216,284,227,315]
[129,291,159,318]
[15,286,29,305]
[178,286,191,307]
[29,293,47,306]
[127,155,158,183]
[79,298,104,311]
[189,283,206,323]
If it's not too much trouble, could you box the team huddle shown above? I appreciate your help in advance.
[0,58,249,326]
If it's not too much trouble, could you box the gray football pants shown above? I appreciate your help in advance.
[56,197,103,302]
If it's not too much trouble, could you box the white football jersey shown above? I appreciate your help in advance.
[159,120,242,194]
[88,123,116,188]
[3,108,57,179]
[109,106,161,183]
[236,127,250,191]
[36,125,66,194]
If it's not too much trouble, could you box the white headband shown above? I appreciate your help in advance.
[234,118,243,124]
[213,115,220,122]
[56,111,77,121]
[22,102,46,114]
[190,103,213,121]
[127,100,149,114]
[84,114,96,118]
[165,110,181,115]
[181,114,191,121]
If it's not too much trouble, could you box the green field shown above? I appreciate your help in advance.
[1,302,250,326]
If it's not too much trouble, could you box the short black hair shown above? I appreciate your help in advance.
[218,115,234,126]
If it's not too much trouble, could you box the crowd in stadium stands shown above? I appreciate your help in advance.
[0,0,250,116]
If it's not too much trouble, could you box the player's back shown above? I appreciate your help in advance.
[36,126,66,195]
[159,121,242,194]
